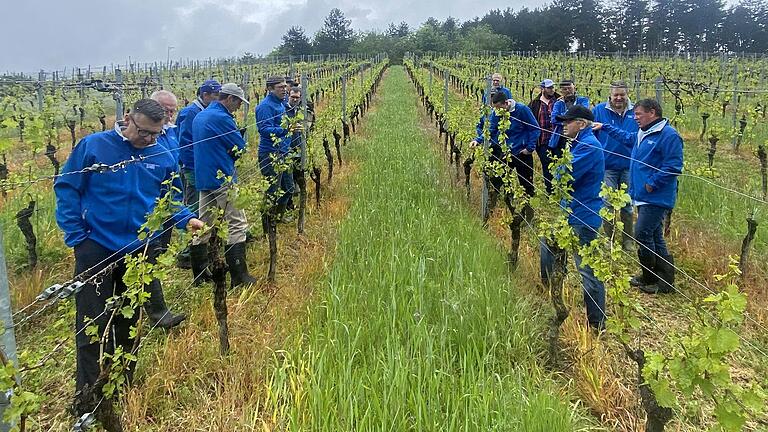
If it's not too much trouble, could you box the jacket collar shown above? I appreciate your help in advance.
[194,97,206,110]
[605,101,633,116]
[637,118,667,144]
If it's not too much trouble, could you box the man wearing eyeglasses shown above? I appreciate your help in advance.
[54,99,204,422]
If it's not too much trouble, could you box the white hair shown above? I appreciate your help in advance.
[150,90,178,104]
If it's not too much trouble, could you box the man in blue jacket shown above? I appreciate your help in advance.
[175,79,220,269]
[592,81,637,251]
[146,90,187,329]
[594,99,684,294]
[482,72,513,104]
[256,76,302,230]
[544,105,606,329]
[548,80,590,155]
[54,99,203,417]
[471,91,540,266]
[192,83,256,288]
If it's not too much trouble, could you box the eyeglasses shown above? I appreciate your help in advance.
[129,115,163,139]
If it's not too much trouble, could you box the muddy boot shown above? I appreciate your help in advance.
[225,242,257,289]
[144,280,186,330]
[190,243,212,286]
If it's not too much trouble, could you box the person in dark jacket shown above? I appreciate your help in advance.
[548,80,590,154]
[54,99,203,418]
[191,83,256,288]
[529,79,561,194]
[592,81,637,251]
[594,99,684,294]
[175,80,220,269]
[542,104,606,330]
[471,91,540,266]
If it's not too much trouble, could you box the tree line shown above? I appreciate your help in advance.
[266,1,768,63]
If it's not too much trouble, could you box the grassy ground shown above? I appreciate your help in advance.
[261,66,594,431]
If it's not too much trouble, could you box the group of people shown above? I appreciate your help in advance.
[473,74,684,330]
[54,75,306,421]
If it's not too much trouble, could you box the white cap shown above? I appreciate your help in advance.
[220,83,249,105]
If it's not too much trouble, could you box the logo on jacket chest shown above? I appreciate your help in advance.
[144,163,158,170]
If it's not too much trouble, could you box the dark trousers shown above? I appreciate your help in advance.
[635,204,670,260]
[488,148,535,201]
[536,144,554,195]
[74,239,157,393]
[258,152,295,210]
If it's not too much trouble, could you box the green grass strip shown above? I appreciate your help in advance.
[264,66,595,431]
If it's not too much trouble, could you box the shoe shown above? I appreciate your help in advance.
[144,280,187,329]
[639,254,675,294]
[190,244,212,286]
[225,242,257,288]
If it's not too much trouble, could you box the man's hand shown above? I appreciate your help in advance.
[187,218,205,232]
[469,140,480,148]
[644,184,653,193]
[592,122,603,131]
[290,123,304,133]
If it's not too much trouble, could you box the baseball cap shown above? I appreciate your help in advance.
[555,105,594,122]
[199,79,221,95]
[559,79,575,86]
[541,79,554,88]
[220,83,249,105]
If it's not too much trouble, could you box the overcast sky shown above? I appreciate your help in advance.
[1,0,550,74]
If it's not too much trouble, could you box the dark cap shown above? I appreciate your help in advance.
[266,76,286,87]
[555,105,594,122]
[559,79,574,86]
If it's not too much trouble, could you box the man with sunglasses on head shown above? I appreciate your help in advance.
[54,99,204,423]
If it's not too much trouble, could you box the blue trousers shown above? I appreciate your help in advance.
[539,224,606,329]
[635,204,670,260]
